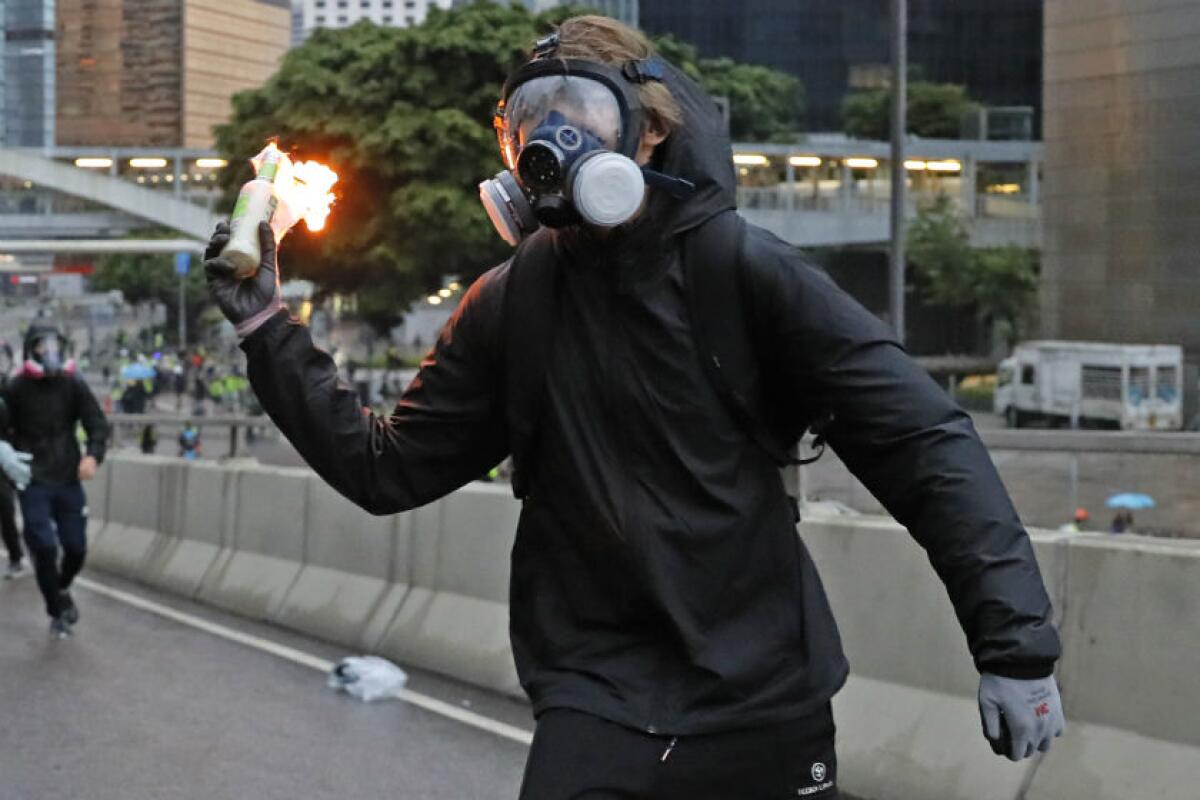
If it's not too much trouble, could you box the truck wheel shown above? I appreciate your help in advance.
[1006,406,1022,428]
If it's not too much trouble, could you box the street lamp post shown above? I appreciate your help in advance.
[889,0,908,344]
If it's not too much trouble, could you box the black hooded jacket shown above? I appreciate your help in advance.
[241,61,1060,735]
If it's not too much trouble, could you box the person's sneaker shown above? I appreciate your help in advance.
[4,561,28,580]
[59,591,79,626]
[49,617,72,639]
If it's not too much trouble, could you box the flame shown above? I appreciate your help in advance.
[250,142,339,235]
[290,160,339,231]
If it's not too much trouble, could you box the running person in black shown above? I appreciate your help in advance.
[206,16,1064,798]
[0,325,108,638]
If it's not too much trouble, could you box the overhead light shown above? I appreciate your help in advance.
[427,295,442,305]
[845,158,879,169]
[988,183,1022,195]
[437,288,452,298]
[789,156,822,168]
[129,157,168,168]
[74,157,112,168]
[195,158,228,168]
[904,160,928,171]
[927,160,962,172]
[448,281,461,291]
[733,154,769,166]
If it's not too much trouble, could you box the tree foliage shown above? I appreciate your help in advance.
[213,2,802,328]
[91,245,210,343]
[906,195,1038,345]
[842,81,979,140]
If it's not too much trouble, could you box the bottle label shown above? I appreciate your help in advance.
[259,158,280,182]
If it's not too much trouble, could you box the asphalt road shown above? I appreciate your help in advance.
[0,570,531,800]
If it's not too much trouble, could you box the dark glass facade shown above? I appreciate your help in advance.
[2,0,56,147]
[639,0,1043,133]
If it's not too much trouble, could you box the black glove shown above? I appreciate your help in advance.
[204,221,284,337]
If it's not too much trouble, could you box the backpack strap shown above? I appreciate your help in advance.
[503,229,561,500]
[682,210,821,467]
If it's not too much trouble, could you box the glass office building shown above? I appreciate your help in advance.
[2,0,56,147]
[639,0,1042,133]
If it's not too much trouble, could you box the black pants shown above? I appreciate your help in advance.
[519,705,839,800]
[19,483,88,619]
[0,480,21,566]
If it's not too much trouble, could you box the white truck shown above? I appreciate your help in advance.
[994,341,1184,430]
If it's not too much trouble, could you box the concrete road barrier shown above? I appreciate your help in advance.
[88,456,173,575]
[376,482,523,698]
[197,464,309,621]
[275,479,414,651]
[142,460,237,597]
[90,455,1200,799]
[84,457,112,543]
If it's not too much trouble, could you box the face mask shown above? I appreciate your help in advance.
[480,43,693,247]
[481,109,647,242]
[33,336,62,373]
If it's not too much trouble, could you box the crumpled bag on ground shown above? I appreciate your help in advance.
[327,656,409,703]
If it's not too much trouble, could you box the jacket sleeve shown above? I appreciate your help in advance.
[239,264,510,516]
[748,233,1061,679]
[74,377,109,464]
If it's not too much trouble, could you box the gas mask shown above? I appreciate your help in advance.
[23,326,73,378]
[479,34,693,246]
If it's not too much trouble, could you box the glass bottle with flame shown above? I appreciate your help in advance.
[222,145,284,279]
[221,142,338,279]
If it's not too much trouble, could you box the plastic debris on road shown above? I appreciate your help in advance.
[327,656,408,703]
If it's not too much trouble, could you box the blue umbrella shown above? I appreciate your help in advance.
[1106,493,1156,510]
[121,362,156,381]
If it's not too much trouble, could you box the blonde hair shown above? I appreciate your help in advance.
[552,15,683,136]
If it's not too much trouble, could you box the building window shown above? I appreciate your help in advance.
[405,15,415,25]
[405,0,415,7]
[337,0,347,7]
[382,0,392,7]
[315,14,326,23]
[337,14,348,23]
[315,0,325,6]
[382,15,392,23]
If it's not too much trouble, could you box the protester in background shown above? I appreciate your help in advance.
[0,342,27,579]
[0,324,107,638]
[140,424,158,455]
[1059,507,1089,533]
[1110,510,1132,534]
[120,379,148,414]
[178,423,202,460]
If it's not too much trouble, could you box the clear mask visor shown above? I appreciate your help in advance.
[496,75,624,171]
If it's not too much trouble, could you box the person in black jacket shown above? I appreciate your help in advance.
[0,325,108,638]
[205,16,1064,798]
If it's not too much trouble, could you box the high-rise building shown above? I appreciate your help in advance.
[54,0,291,149]
[638,0,1042,133]
[1041,0,1200,366]
[292,0,454,45]
[2,0,57,147]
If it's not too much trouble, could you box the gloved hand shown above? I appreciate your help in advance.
[203,221,284,338]
[0,441,33,490]
[978,673,1065,761]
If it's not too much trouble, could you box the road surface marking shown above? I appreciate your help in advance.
[76,576,534,746]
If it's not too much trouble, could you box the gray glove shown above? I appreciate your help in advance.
[978,673,1065,761]
[0,441,33,490]
[203,221,284,338]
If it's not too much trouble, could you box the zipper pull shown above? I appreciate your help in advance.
[660,736,678,763]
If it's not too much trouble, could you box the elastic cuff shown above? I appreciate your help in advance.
[236,301,285,338]
[978,661,1057,680]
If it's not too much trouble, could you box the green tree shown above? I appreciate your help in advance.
[91,245,211,344]
[842,81,979,140]
[906,195,1038,348]
[213,2,803,329]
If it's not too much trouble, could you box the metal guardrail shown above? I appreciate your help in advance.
[979,429,1200,455]
[107,413,270,458]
